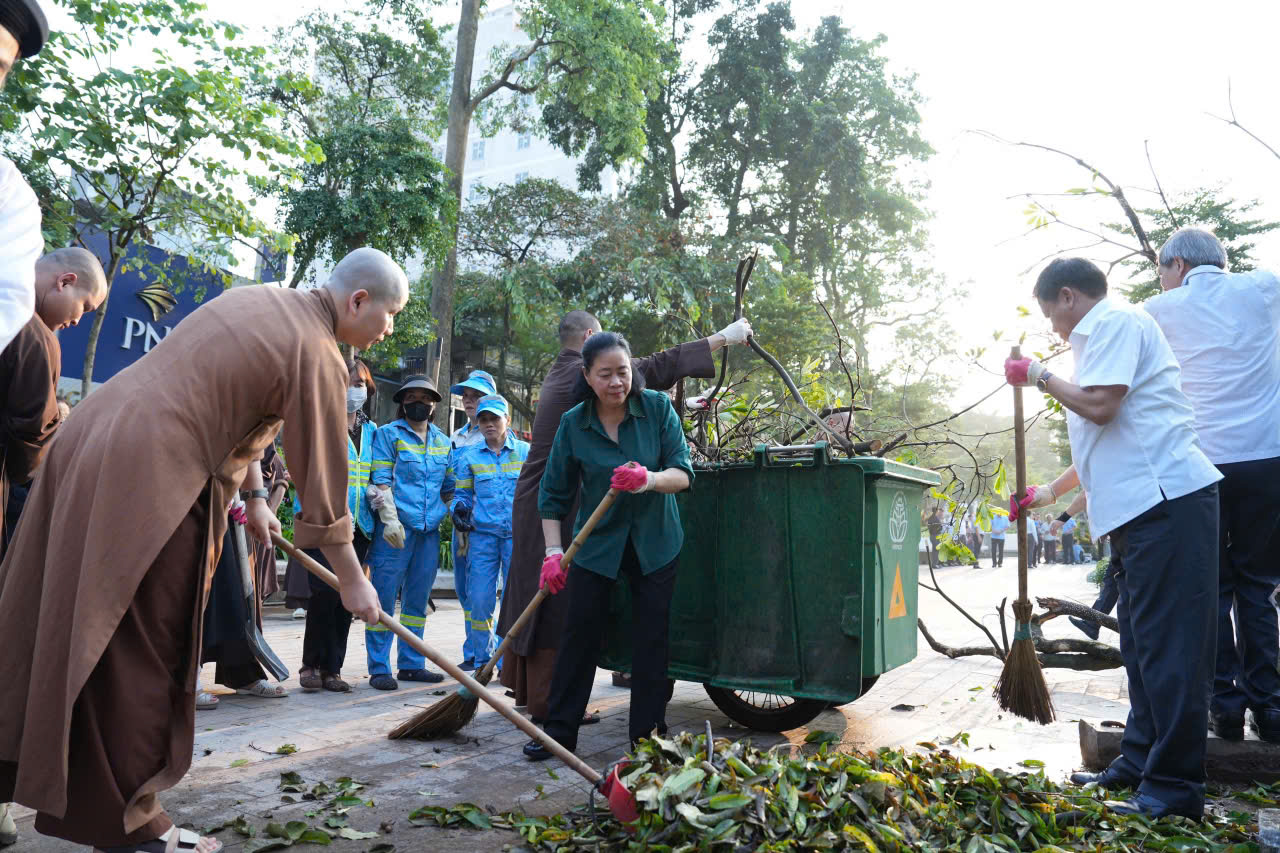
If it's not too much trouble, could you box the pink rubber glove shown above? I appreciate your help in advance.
[1005,357,1031,386]
[610,461,653,493]
[1009,484,1054,521]
[229,504,247,525]
[540,551,567,595]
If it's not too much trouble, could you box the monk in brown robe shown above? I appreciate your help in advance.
[497,310,753,727]
[0,247,106,555]
[0,247,404,853]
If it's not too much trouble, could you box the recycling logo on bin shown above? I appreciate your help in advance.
[888,491,908,549]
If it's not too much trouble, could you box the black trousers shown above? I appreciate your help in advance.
[1212,456,1280,717]
[1044,539,1057,562]
[301,532,370,674]
[990,538,1005,566]
[201,527,267,689]
[1029,538,1040,566]
[545,540,677,750]
[1061,533,1074,563]
[1091,553,1121,615]
[1108,484,1218,815]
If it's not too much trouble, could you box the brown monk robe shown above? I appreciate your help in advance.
[0,286,356,847]
[0,314,60,557]
[497,337,715,722]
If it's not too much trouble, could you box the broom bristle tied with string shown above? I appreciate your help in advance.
[995,597,1055,724]
[387,667,490,740]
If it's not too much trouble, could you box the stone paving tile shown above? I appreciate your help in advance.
[9,558,1129,851]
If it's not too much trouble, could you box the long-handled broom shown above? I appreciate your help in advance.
[272,531,638,821]
[994,345,1055,724]
[388,487,621,739]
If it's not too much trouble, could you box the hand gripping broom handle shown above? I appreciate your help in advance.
[271,532,603,786]
[475,488,621,683]
[1011,345,1029,604]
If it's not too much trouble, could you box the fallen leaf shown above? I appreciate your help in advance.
[337,827,379,840]
[230,759,250,768]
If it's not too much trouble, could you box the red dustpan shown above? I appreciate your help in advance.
[274,533,641,822]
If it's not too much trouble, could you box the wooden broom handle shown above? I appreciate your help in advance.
[272,532,603,785]
[1011,345,1029,603]
[475,488,621,682]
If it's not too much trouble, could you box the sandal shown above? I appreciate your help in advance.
[299,668,323,692]
[98,826,223,853]
[236,680,287,698]
[369,674,398,691]
[321,673,351,693]
[195,691,219,710]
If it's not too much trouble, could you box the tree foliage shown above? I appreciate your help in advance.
[0,0,314,396]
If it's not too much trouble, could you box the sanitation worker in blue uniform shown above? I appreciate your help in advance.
[365,375,453,689]
[448,369,498,666]
[450,395,529,671]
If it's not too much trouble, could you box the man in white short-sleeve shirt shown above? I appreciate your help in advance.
[1144,226,1280,744]
[1005,257,1221,820]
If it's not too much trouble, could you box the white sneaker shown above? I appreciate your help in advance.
[293,607,306,619]
[0,801,18,847]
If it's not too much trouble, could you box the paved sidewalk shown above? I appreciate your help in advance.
[10,559,1130,851]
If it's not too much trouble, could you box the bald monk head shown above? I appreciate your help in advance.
[324,247,410,350]
[34,247,108,331]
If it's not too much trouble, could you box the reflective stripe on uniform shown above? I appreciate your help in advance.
[455,478,473,489]
[365,623,391,632]
[400,614,426,628]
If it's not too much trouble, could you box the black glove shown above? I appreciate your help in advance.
[452,505,475,532]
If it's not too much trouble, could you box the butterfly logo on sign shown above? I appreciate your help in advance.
[888,491,908,550]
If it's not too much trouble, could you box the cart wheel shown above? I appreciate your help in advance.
[825,676,881,709]
[703,685,828,732]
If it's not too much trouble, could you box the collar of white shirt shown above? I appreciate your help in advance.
[1069,296,1111,341]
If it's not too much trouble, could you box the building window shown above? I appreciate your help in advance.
[467,182,484,203]
[517,133,531,150]
[471,139,485,161]
[514,171,529,182]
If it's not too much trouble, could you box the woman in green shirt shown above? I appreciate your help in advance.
[525,332,695,761]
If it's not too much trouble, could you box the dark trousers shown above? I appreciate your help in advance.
[1061,533,1074,563]
[1212,456,1280,717]
[545,540,677,750]
[301,532,370,674]
[991,538,1005,566]
[1045,539,1057,562]
[1108,484,1218,815]
[1092,554,1121,615]
[1029,538,1040,566]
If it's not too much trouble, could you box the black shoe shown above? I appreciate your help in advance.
[369,674,398,691]
[398,668,445,683]
[1209,709,1245,740]
[523,737,572,761]
[1249,708,1280,743]
[1069,768,1138,789]
[1105,793,1201,820]
[1069,617,1101,641]
[456,658,476,672]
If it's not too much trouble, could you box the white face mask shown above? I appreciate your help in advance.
[346,386,368,413]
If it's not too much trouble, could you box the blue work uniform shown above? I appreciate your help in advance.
[349,419,375,538]
[366,419,453,676]
[449,422,486,648]
[450,433,529,666]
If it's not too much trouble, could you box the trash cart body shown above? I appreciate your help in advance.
[598,443,939,730]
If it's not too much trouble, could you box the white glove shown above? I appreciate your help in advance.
[685,389,714,411]
[372,486,405,549]
[717,317,752,346]
[366,485,385,510]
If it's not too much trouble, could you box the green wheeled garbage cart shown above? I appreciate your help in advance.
[598,443,940,732]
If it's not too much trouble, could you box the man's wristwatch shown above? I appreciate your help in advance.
[247,488,270,501]
[1036,370,1054,393]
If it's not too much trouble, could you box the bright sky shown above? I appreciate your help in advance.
[88,1,1280,411]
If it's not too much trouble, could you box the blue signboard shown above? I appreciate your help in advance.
[58,232,230,386]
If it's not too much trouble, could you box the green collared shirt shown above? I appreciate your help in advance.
[539,388,694,578]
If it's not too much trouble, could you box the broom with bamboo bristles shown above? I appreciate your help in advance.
[388,488,620,740]
[994,345,1055,725]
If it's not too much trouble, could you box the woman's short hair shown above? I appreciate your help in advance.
[347,357,377,419]
[573,331,647,403]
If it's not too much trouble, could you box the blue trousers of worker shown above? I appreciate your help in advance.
[1212,456,1280,717]
[453,530,472,653]
[462,532,512,667]
[365,523,440,676]
[1107,484,1218,817]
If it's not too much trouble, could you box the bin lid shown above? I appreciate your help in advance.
[841,456,941,487]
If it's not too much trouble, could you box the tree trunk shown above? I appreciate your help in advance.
[427,0,481,430]
[80,253,122,398]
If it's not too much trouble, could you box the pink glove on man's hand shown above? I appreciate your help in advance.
[540,552,567,595]
[1009,484,1055,521]
[610,461,653,493]
[229,504,247,525]
[1004,357,1046,387]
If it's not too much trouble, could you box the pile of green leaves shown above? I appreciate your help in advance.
[411,733,1258,851]
[206,773,388,852]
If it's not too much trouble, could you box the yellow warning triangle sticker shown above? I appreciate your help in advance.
[888,563,907,619]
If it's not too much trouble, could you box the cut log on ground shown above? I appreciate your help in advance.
[919,619,1122,670]
[1035,596,1119,633]
[1080,719,1280,783]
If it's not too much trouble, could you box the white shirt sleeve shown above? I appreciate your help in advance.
[0,157,43,353]
[1077,312,1141,390]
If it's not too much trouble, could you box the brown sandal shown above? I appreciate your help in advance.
[321,673,351,693]
[299,667,323,692]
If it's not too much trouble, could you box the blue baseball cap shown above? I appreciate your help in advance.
[450,369,497,397]
[475,395,509,419]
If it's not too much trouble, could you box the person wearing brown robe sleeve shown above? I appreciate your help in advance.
[0,247,407,853]
[0,247,106,557]
[250,442,288,599]
[497,310,752,725]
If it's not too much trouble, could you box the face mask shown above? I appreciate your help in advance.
[346,386,367,413]
[403,401,432,422]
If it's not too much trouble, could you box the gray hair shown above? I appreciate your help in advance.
[1158,227,1227,270]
